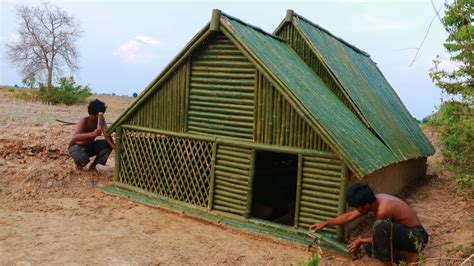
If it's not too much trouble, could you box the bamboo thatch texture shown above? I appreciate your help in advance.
[254,71,330,151]
[188,33,256,140]
[276,23,364,123]
[126,61,188,132]
[287,15,434,160]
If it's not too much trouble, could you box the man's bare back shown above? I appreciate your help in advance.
[374,194,421,227]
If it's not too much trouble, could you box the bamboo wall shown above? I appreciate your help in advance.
[255,71,331,151]
[297,155,347,238]
[126,62,188,131]
[277,24,362,122]
[188,33,256,140]
[212,144,253,216]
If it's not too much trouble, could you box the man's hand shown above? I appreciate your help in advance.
[92,128,102,137]
[347,237,371,253]
[309,221,327,232]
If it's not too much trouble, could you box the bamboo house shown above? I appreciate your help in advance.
[103,10,434,251]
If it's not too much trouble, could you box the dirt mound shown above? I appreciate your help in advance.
[0,123,113,198]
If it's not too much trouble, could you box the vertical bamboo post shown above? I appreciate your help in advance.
[336,164,349,240]
[207,142,218,210]
[244,149,256,219]
[210,9,221,32]
[184,58,191,132]
[114,126,122,183]
[294,154,303,228]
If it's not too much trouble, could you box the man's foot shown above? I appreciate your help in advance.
[73,163,83,171]
[88,165,100,176]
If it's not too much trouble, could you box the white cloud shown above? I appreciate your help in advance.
[115,35,163,64]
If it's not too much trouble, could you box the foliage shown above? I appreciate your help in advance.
[14,90,37,101]
[39,76,91,105]
[21,74,36,89]
[429,0,473,101]
[5,2,82,91]
[425,101,473,194]
[292,254,320,266]
[428,0,473,190]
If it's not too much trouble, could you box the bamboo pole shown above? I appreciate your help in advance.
[302,179,340,189]
[300,197,339,208]
[215,170,248,182]
[213,205,245,215]
[214,189,247,201]
[215,164,249,176]
[215,179,249,191]
[214,194,246,206]
[213,198,246,211]
[208,142,217,210]
[114,126,122,182]
[294,154,303,228]
[336,165,348,240]
[245,149,256,219]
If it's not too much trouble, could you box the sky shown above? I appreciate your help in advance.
[0,0,452,119]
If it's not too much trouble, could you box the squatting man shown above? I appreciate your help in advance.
[310,183,428,265]
[68,99,115,175]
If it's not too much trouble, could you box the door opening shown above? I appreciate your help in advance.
[251,151,298,226]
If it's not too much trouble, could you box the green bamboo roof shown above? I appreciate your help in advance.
[219,13,398,176]
[279,12,434,161]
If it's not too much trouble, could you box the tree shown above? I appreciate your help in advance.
[5,3,82,92]
[429,0,473,102]
[429,0,473,172]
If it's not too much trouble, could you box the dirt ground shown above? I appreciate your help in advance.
[0,87,472,265]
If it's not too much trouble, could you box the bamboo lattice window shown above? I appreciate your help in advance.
[119,128,213,207]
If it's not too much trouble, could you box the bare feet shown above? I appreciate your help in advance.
[88,165,100,176]
[73,163,83,171]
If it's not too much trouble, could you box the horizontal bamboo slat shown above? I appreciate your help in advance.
[211,143,252,216]
[298,154,344,237]
[189,33,255,140]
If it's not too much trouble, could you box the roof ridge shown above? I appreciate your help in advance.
[220,12,285,42]
[293,13,371,57]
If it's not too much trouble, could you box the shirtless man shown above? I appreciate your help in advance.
[310,183,428,265]
[68,99,115,175]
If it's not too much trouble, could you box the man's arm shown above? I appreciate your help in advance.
[310,209,363,231]
[100,116,115,149]
[72,118,101,142]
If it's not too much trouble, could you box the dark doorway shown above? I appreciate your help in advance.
[251,151,298,226]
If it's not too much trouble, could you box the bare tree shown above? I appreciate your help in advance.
[5,2,82,91]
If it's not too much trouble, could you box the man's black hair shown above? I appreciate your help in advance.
[346,183,376,207]
[88,99,107,115]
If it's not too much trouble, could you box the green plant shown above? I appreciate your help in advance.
[408,231,426,264]
[14,90,35,101]
[291,253,320,266]
[39,76,91,105]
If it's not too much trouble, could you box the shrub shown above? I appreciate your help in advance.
[14,90,36,101]
[40,76,91,105]
[436,101,473,169]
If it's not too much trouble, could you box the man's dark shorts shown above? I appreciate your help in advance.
[68,140,112,168]
[369,219,429,262]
